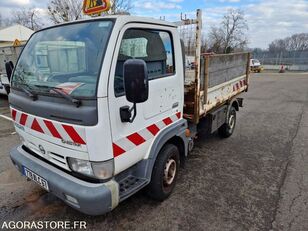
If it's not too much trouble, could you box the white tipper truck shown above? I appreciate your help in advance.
[8,12,250,215]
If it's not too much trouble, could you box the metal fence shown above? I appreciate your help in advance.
[252,51,308,65]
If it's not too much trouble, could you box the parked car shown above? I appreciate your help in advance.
[0,74,9,95]
[250,59,263,73]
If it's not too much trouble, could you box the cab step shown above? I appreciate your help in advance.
[118,175,148,201]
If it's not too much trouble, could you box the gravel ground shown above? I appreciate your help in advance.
[0,73,307,231]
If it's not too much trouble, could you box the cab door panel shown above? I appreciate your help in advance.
[144,79,179,119]
[108,24,180,174]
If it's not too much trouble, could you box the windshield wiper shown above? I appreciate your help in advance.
[19,85,38,101]
[34,85,81,108]
[51,88,82,108]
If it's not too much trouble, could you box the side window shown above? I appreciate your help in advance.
[159,31,175,75]
[114,29,175,96]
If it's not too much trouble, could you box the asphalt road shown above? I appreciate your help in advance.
[0,73,307,231]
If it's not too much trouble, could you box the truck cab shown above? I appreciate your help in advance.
[9,16,187,215]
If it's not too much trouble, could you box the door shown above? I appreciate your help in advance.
[108,24,182,174]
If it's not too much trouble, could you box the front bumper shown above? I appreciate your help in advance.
[251,66,263,72]
[10,146,119,216]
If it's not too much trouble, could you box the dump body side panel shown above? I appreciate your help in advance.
[184,52,250,121]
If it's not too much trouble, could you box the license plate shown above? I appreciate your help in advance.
[23,167,49,191]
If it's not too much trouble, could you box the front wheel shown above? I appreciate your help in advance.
[218,106,237,138]
[147,144,180,201]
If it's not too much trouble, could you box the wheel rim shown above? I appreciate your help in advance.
[229,114,235,130]
[163,158,177,186]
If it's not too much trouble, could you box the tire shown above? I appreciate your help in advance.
[4,86,10,95]
[218,106,236,138]
[147,144,180,201]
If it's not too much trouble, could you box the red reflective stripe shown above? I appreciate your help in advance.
[20,114,28,126]
[11,110,17,121]
[62,125,86,145]
[113,143,125,158]
[176,112,181,119]
[147,124,160,136]
[163,117,173,126]
[31,118,44,133]
[44,120,62,139]
[127,133,146,146]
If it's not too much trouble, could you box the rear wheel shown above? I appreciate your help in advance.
[218,106,236,138]
[147,144,180,201]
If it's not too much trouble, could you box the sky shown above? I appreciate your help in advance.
[0,0,308,48]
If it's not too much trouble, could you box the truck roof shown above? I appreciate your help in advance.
[103,15,177,27]
[40,15,177,32]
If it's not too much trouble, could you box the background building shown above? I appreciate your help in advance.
[0,24,34,74]
[0,24,34,47]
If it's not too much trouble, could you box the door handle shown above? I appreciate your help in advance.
[172,102,179,108]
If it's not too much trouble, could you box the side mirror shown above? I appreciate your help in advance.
[5,61,14,82]
[123,59,149,103]
[120,59,149,123]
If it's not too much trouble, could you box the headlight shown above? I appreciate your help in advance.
[67,158,114,180]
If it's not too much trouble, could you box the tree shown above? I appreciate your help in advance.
[208,9,248,53]
[208,27,225,53]
[48,0,132,24]
[201,34,209,53]
[109,0,132,14]
[11,8,43,31]
[268,33,308,52]
[48,0,84,24]
[287,33,308,51]
[268,39,287,53]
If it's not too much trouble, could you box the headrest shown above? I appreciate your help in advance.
[146,36,167,62]
[121,29,167,62]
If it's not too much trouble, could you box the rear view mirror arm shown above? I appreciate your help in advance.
[120,103,137,123]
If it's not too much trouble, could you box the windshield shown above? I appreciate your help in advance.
[252,59,260,65]
[12,20,113,98]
